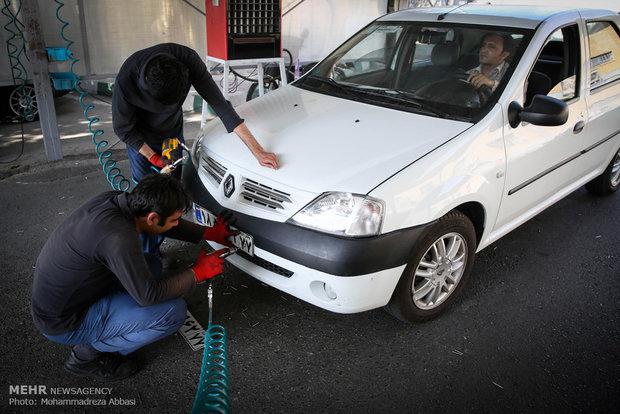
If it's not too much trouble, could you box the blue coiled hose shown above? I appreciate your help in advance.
[52,4,231,410]
[2,0,31,164]
[2,0,28,87]
[54,0,130,191]
[192,284,230,413]
[2,0,34,123]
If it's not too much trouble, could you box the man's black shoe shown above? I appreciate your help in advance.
[64,350,138,381]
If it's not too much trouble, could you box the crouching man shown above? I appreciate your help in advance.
[31,174,235,381]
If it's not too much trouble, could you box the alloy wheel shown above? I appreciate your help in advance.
[9,85,38,121]
[412,232,468,310]
[611,148,620,187]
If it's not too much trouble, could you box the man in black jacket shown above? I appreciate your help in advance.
[112,42,279,181]
[32,174,235,381]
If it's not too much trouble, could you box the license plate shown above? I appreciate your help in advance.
[193,203,254,256]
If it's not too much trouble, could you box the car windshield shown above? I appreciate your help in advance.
[295,22,533,122]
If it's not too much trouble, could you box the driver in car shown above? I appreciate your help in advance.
[467,33,513,93]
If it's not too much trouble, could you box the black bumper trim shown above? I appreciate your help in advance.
[183,162,432,276]
[237,250,294,277]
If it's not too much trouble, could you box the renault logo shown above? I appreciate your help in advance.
[223,174,235,198]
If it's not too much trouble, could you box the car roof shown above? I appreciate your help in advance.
[378,4,616,30]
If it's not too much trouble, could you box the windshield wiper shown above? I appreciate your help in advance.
[303,75,359,100]
[390,90,454,118]
[350,87,449,117]
[301,77,463,120]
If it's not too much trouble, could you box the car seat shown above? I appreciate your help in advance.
[402,42,460,91]
[525,71,552,106]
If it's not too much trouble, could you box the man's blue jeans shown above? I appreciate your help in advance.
[44,254,187,355]
[126,140,184,254]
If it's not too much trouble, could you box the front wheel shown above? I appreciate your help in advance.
[585,147,620,196]
[386,210,477,322]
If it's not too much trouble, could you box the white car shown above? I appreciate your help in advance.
[184,5,620,321]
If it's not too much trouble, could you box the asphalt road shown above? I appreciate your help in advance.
[0,154,618,413]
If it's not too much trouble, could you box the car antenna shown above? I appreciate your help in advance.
[437,1,471,21]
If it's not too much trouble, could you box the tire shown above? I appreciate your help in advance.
[9,85,39,122]
[386,210,477,322]
[585,147,620,196]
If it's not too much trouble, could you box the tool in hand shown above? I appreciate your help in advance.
[161,137,183,161]
[219,247,238,259]
[208,283,214,327]
[159,137,190,175]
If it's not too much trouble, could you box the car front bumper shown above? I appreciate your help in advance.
[183,161,431,312]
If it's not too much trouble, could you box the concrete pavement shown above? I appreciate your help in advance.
[0,92,618,413]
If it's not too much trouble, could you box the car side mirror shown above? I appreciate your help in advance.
[508,95,569,128]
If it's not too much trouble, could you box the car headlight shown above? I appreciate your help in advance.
[288,192,384,237]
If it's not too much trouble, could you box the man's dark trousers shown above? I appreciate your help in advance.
[44,254,187,355]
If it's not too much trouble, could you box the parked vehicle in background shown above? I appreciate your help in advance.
[184,5,620,322]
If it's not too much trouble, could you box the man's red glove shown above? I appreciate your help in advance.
[203,210,238,246]
[147,153,166,168]
[191,249,228,283]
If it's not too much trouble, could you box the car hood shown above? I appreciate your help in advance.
[201,85,472,194]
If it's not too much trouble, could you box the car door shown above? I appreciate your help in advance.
[494,19,589,230]
[576,14,620,176]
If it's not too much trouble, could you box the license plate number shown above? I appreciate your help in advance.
[193,203,254,256]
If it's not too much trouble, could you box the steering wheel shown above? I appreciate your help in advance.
[447,68,493,104]
[414,78,483,109]
[450,68,470,81]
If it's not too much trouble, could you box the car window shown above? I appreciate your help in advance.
[411,42,434,65]
[330,25,405,80]
[586,21,620,89]
[409,28,455,67]
[526,24,580,105]
[406,30,525,86]
[297,22,532,122]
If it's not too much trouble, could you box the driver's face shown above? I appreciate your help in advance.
[479,34,508,67]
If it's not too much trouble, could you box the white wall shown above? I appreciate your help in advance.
[1,0,207,83]
[488,0,618,11]
[81,0,206,75]
[2,0,384,83]
[2,0,617,85]
[282,0,389,62]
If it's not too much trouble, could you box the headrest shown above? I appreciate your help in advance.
[431,42,460,67]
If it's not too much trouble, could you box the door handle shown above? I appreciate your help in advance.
[573,121,585,134]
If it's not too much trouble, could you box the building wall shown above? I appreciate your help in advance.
[81,0,207,75]
[1,0,207,83]
[1,0,386,84]
[490,0,617,10]
[282,0,389,63]
[2,0,616,85]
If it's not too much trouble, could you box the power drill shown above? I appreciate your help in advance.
[160,137,190,175]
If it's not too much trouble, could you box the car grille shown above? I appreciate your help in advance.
[241,178,292,211]
[201,156,227,184]
[237,250,294,277]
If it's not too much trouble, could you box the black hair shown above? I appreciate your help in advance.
[481,32,514,57]
[126,174,192,224]
[144,54,190,105]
